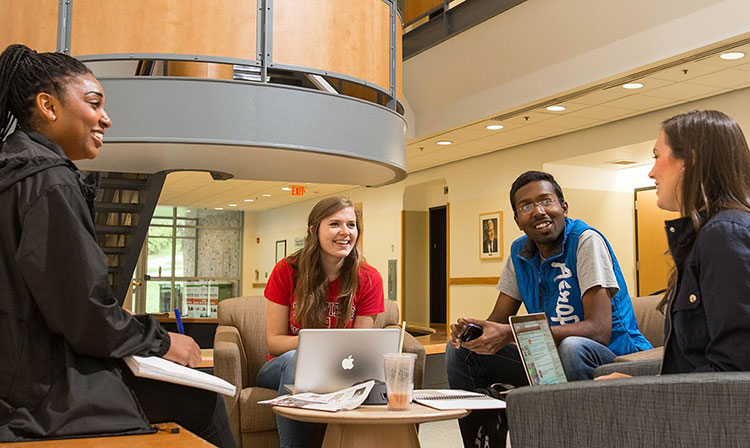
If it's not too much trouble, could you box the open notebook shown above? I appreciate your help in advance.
[123,355,236,396]
[413,389,506,410]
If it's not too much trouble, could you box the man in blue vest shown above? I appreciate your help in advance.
[446,170,651,411]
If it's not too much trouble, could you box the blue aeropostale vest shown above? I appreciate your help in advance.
[511,218,652,356]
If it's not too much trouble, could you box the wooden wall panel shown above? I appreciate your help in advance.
[167,62,234,80]
[70,0,257,60]
[635,188,680,296]
[403,0,442,24]
[396,14,403,101]
[0,0,58,53]
[273,0,390,92]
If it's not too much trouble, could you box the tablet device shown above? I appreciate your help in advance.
[509,313,568,385]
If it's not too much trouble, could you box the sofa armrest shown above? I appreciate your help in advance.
[506,372,750,447]
[594,359,661,377]
[214,340,242,443]
[214,324,248,445]
[385,324,426,389]
[215,325,248,386]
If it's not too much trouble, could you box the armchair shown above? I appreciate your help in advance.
[213,296,425,448]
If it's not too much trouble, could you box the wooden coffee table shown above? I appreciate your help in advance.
[273,403,469,448]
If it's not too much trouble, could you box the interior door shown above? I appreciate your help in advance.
[635,188,680,296]
[429,206,447,325]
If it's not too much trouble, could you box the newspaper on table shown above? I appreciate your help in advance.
[259,380,375,412]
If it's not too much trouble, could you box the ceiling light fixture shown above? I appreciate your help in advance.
[436,140,452,145]
[622,82,644,89]
[228,203,238,207]
[605,159,638,166]
[214,207,224,210]
[243,199,254,202]
[281,187,292,191]
[486,124,504,130]
[262,193,272,197]
[720,51,745,60]
[546,105,566,112]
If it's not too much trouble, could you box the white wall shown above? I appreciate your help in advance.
[403,211,429,325]
[243,87,750,324]
[404,0,750,137]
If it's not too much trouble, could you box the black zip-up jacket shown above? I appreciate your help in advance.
[661,210,750,374]
[0,130,170,441]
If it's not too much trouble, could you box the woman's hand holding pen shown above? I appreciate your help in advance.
[163,332,202,367]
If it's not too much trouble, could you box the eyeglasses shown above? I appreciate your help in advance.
[516,198,558,215]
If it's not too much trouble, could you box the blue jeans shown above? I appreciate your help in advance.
[445,336,615,447]
[256,350,314,448]
[557,336,617,381]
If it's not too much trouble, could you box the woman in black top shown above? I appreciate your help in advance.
[600,109,750,380]
[648,109,750,373]
[0,44,235,446]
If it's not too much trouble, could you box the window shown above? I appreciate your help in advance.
[138,206,242,317]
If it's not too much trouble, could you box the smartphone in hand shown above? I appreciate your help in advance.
[459,323,483,342]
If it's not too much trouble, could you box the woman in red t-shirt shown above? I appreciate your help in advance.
[257,197,384,447]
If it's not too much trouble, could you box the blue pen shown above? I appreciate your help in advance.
[174,308,185,335]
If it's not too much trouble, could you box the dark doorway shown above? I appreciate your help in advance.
[429,206,447,324]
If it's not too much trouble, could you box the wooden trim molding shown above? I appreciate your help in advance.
[157,317,218,324]
[445,202,451,336]
[449,277,500,286]
[400,210,406,323]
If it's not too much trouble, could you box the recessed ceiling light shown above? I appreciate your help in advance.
[720,51,745,60]
[214,207,224,210]
[605,159,638,166]
[262,193,272,197]
[228,203,238,207]
[281,187,292,191]
[436,140,452,145]
[486,124,504,130]
[546,105,566,112]
[243,198,254,202]
[622,82,644,89]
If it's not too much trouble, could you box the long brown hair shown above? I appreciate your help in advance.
[290,197,362,328]
[660,110,750,308]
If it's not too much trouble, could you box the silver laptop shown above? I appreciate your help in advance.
[509,313,568,385]
[294,328,401,394]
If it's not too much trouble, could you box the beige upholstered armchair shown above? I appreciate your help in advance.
[213,296,426,448]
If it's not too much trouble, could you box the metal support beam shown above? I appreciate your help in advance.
[57,0,73,54]
[260,0,273,83]
[305,74,338,94]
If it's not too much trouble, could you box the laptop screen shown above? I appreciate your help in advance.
[294,328,401,393]
[509,313,568,385]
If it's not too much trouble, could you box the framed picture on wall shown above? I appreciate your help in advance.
[479,211,502,260]
[275,240,287,263]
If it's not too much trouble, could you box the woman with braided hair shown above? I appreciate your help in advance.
[0,44,235,446]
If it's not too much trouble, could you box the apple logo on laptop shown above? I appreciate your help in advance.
[341,355,355,370]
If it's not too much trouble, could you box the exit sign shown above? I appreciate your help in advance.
[291,186,305,196]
